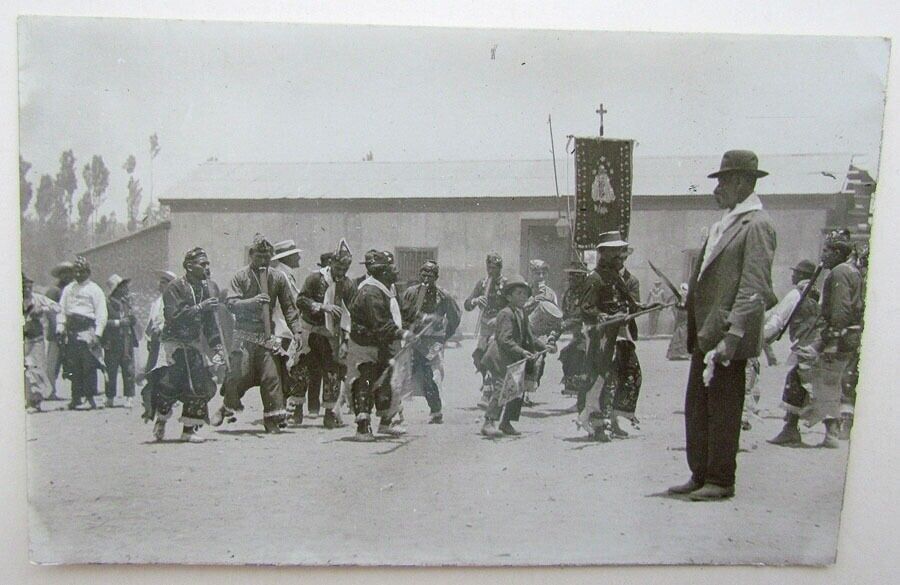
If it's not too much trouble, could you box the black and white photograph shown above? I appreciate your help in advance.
[9,6,896,573]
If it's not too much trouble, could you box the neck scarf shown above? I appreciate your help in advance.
[360,275,402,328]
[322,267,351,334]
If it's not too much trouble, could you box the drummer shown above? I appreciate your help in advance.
[523,259,562,404]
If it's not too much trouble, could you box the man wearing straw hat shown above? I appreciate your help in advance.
[140,269,178,382]
[57,256,107,410]
[480,274,555,437]
[144,247,227,442]
[669,150,777,501]
[45,261,76,400]
[269,239,304,421]
[23,273,60,412]
[102,273,139,408]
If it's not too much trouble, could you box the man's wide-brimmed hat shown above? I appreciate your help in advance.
[596,230,629,248]
[153,269,177,282]
[564,261,588,274]
[272,239,302,261]
[106,273,130,294]
[50,261,76,279]
[502,274,532,297]
[791,259,817,276]
[708,150,769,179]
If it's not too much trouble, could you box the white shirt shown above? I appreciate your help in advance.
[145,295,165,340]
[58,279,108,335]
[763,281,807,340]
[700,192,764,276]
[271,261,299,339]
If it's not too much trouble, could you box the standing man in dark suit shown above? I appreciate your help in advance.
[669,150,777,501]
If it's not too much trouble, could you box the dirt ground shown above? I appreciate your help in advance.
[25,337,850,566]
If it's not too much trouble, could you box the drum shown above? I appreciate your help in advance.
[529,300,563,337]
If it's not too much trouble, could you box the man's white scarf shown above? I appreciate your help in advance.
[359,275,402,328]
[322,267,351,335]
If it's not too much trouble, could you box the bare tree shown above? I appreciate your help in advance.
[55,150,78,219]
[80,155,110,242]
[34,174,55,223]
[123,154,142,232]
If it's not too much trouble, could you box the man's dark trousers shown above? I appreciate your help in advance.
[685,351,747,488]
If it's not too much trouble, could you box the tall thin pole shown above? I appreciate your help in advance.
[548,115,561,200]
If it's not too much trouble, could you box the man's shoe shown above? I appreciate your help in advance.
[308,408,320,419]
[87,397,99,410]
[323,409,339,429]
[377,420,407,436]
[498,421,520,436]
[768,425,802,446]
[210,406,232,427]
[667,479,703,495]
[610,419,629,439]
[152,418,167,442]
[263,419,284,434]
[819,434,840,449]
[180,429,206,443]
[67,400,79,411]
[429,412,444,425]
[351,420,376,442]
[839,414,853,441]
[481,420,503,438]
[820,420,840,448]
[689,484,735,501]
[105,397,115,408]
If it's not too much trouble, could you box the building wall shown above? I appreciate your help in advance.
[79,222,171,323]
[165,199,559,334]
[164,194,836,335]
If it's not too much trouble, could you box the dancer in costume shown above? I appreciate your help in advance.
[464,253,507,408]
[144,248,227,442]
[400,260,461,424]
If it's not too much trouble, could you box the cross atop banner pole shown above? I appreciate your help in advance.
[596,103,608,137]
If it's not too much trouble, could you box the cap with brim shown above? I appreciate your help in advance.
[50,261,76,279]
[596,231,629,248]
[107,274,131,294]
[360,249,379,265]
[502,274,532,297]
[153,269,177,282]
[367,250,395,269]
[708,150,769,179]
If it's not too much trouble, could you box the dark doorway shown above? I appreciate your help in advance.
[520,220,571,298]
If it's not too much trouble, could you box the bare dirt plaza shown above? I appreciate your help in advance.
[27,337,849,566]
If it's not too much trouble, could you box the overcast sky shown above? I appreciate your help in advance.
[17,16,889,217]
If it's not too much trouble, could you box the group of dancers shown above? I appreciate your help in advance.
[23,225,865,452]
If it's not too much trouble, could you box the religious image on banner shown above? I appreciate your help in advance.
[496,358,528,407]
[574,137,634,247]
